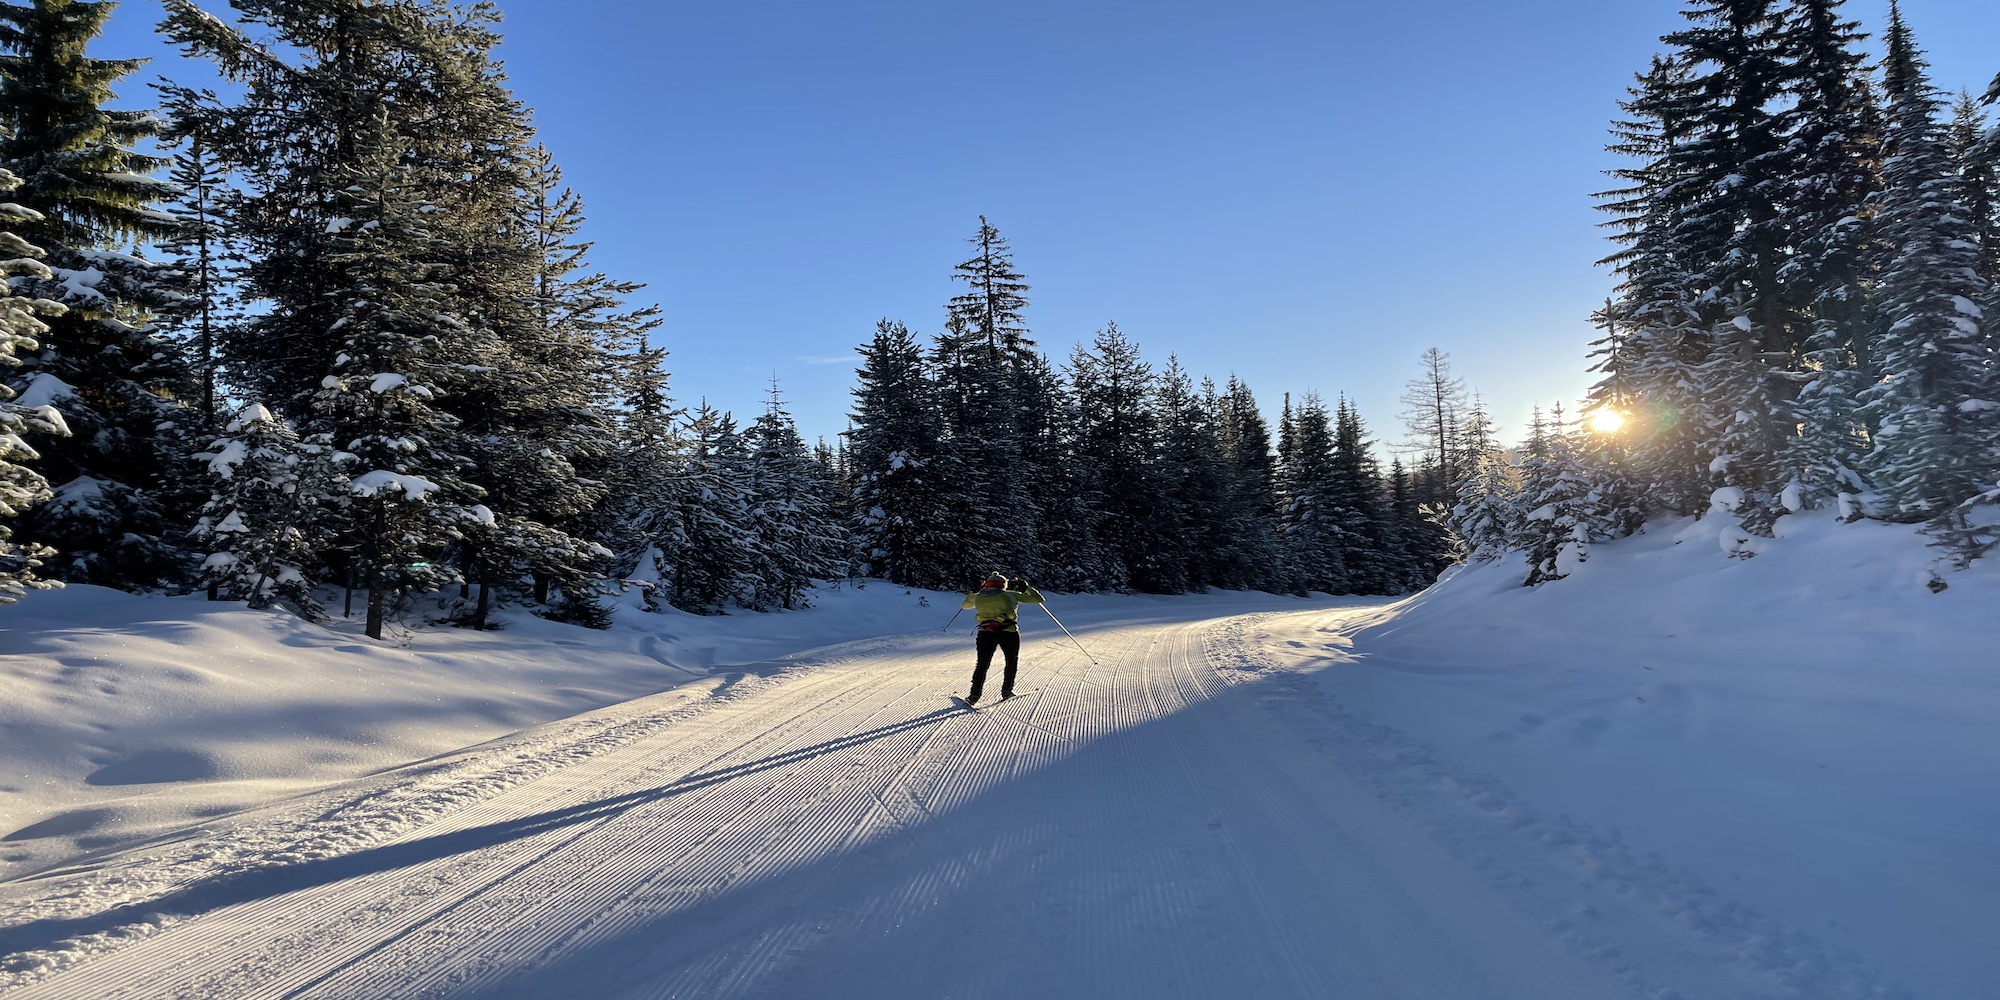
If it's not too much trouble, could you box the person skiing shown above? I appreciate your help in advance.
[958,573,1044,706]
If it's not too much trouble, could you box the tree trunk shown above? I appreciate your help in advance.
[365,562,385,640]
[473,564,492,631]
[533,573,550,604]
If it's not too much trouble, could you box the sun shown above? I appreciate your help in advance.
[1590,409,1627,435]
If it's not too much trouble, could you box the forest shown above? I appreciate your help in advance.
[2,0,1996,639]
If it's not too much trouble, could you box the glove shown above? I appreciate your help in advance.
[1008,577,1029,591]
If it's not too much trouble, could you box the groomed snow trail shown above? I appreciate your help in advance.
[2,604,1782,999]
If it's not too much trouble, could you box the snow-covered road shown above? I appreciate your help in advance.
[2,602,1811,998]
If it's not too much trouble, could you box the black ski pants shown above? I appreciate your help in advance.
[969,629,1021,700]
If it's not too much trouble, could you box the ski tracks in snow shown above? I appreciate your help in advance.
[0,605,1894,999]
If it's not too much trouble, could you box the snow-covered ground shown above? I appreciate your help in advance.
[1249,510,2000,1000]
[0,511,1994,998]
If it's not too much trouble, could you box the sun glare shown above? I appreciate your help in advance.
[1590,409,1627,434]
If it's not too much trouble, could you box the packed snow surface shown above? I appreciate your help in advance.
[0,511,1993,998]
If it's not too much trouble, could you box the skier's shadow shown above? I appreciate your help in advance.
[0,707,963,959]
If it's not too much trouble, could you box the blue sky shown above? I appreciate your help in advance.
[96,0,2000,448]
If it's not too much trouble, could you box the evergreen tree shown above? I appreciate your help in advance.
[668,402,756,614]
[1382,458,1431,589]
[0,165,65,602]
[311,118,483,639]
[948,216,1032,355]
[1213,375,1281,591]
[1275,393,1345,594]
[1596,55,1714,514]
[743,384,845,611]
[1071,323,1179,592]
[155,114,243,427]
[847,319,959,588]
[1329,397,1398,593]
[1777,0,1883,513]
[1518,407,1608,586]
[1858,7,2000,529]
[930,312,1020,580]
[1451,450,1523,564]
[0,0,194,587]
[191,403,337,613]
[1154,358,1227,590]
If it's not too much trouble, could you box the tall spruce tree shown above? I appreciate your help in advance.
[1154,358,1226,590]
[1275,393,1346,594]
[1596,54,1714,514]
[848,319,959,588]
[948,216,1032,355]
[1213,375,1281,591]
[1780,0,1883,512]
[1071,323,1179,592]
[311,117,483,639]
[1858,7,1999,532]
[743,384,845,611]
[1329,397,1398,594]
[0,0,194,587]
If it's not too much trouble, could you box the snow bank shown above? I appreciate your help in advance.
[1263,511,2000,1000]
[0,581,968,878]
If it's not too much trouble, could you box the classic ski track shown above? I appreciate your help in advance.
[0,607,1686,999]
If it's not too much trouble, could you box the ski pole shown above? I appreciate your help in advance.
[1039,604,1099,665]
[942,608,964,632]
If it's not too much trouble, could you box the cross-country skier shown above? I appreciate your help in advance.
[959,573,1045,706]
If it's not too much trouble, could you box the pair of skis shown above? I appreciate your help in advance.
[950,690,1029,712]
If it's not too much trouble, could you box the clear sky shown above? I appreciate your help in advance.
[92,0,2000,449]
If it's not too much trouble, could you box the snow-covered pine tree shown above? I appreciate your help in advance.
[0,0,195,588]
[669,402,756,614]
[1780,0,1883,513]
[1275,393,1346,595]
[743,385,845,611]
[191,403,337,613]
[1669,1,1807,526]
[451,143,639,626]
[1329,397,1398,594]
[930,312,1021,582]
[1518,406,1608,586]
[1154,358,1226,591]
[1858,7,2000,537]
[1024,368,1123,593]
[602,331,682,609]
[1596,55,1714,515]
[1212,375,1281,591]
[1450,449,1523,565]
[160,0,473,416]
[311,117,483,639]
[1701,300,1794,534]
[0,165,66,602]
[1071,323,1180,593]
[847,320,960,589]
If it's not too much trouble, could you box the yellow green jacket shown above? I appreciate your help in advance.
[960,585,1045,632]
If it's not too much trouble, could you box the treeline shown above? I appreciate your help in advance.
[0,0,1456,635]
[1438,0,2000,588]
[844,219,1453,598]
[0,0,848,633]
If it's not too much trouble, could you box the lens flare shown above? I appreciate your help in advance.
[1590,409,1626,434]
